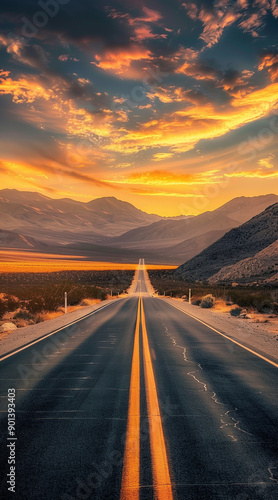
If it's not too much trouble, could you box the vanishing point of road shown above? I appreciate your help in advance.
[0,259,277,499]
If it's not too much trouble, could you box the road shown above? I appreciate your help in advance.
[0,259,278,500]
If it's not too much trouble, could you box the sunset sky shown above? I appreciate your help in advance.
[0,0,278,215]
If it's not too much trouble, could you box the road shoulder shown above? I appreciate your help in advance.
[0,298,119,358]
[160,297,278,363]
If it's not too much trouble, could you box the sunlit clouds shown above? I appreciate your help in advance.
[0,0,278,215]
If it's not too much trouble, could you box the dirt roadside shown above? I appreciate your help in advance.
[0,298,121,358]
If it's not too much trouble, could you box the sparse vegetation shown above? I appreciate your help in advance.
[0,270,134,327]
[200,294,215,308]
[148,269,278,315]
[230,307,242,317]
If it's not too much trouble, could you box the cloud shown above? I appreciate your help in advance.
[0,33,48,71]
[104,81,278,154]
[104,169,217,186]
[182,2,198,20]
[221,69,255,93]
[258,154,275,168]
[177,59,220,81]
[0,0,133,51]
[182,1,240,47]
[131,25,167,41]
[92,45,151,76]
[152,152,174,161]
[0,157,119,192]
[239,12,264,37]
[110,5,162,24]
[182,0,278,47]
[137,7,163,23]
[0,68,115,140]
[174,48,254,94]
[258,51,278,82]
[130,188,205,197]
[272,0,278,17]
[0,70,52,103]
[58,54,69,62]
[225,168,278,178]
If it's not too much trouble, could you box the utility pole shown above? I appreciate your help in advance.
[111,289,113,297]
[64,292,67,313]
[189,289,192,304]
[164,290,165,297]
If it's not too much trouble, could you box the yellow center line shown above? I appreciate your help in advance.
[141,298,174,500]
[120,298,141,500]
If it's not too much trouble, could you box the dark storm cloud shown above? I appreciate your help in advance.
[0,0,133,49]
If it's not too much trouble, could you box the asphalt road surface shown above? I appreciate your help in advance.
[0,260,277,500]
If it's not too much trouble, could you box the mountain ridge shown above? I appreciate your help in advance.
[175,203,278,282]
[0,189,162,243]
[1,190,278,265]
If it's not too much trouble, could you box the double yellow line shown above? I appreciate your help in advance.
[120,297,173,500]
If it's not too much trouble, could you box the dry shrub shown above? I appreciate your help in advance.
[200,294,215,309]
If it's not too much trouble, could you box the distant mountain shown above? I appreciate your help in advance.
[111,195,278,251]
[1,190,278,265]
[0,190,161,244]
[0,229,47,250]
[208,239,278,284]
[175,203,278,282]
[162,229,228,262]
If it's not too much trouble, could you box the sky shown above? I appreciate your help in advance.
[0,0,278,216]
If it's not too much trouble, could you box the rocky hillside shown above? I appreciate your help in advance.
[175,203,278,282]
[209,240,278,284]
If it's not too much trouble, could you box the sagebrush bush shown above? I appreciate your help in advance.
[230,307,242,317]
[13,309,34,321]
[200,294,215,308]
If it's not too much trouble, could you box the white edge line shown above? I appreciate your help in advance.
[0,300,123,363]
[160,298,278,369]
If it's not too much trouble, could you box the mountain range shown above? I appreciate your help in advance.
[175,203,278,284]
[0,189,278,266]
[0,189,161,244]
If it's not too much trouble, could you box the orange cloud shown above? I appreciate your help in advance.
[0,158,118,192]
[258,154,275,169]
[221,69,254,91]
[132,25,167,41]
[128,6,162,24]
[148,86,180,103]
[105,81,278,154]
[130,189,204,197]
[103,169,217,186]
[0,70,52,103]
[225,168,278,178]
[239,12,264,37]
[152,153,174,161]
[0,71,115,141]
[258,52,278,82]
[182,2,239,47]
[92,45,151,76]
